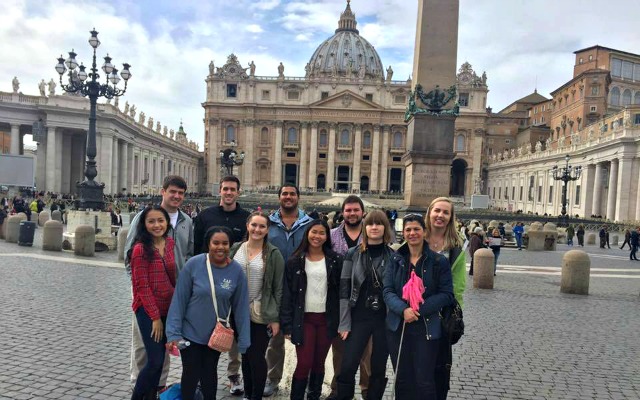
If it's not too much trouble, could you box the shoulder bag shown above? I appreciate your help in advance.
[206,256,234,352]
[243,243,265,324]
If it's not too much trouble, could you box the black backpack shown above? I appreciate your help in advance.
[432,249,465,345]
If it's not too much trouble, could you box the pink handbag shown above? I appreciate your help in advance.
[206,257,234,352]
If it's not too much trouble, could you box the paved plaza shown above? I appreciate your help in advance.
[0,228,639,400]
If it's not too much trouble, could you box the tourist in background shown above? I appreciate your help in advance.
[620,229,631,250]
[423,197,467,400]
[166,226,250,400]
[229,212,285,400]
[383,214,454,399]
[566,225,575,246]
[129,206,176,400]
[488,228,503,275]
[281,220,343,400]
[576,224,585,247]
[512,222,524,250]
[629,227,639,261]
[468,227,484,276]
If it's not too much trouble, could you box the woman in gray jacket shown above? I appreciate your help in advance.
[230,211,285,400]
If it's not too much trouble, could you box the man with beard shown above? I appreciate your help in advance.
[193,175,250,396]
[326,195,371,400]
[263,183,313,396]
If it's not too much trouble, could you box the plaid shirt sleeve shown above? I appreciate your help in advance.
[131,243,161,320]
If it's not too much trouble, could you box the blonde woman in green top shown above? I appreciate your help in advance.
[423,196,466,400]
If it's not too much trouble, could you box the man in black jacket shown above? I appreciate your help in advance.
[193,175,250,396]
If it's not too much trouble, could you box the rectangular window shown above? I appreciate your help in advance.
[635,114,640,124]
[394,95,407,104]
[362,155,370,161]
[611,58,622,77]
[512,187,515,200]
[505,139,511,144]
[519,186,523,201]
[261,90,270,100]
[634,63,640,81]
[499,187,502,199]
[321,91,329,100]
[458,93,469,107]
[575,185,581,205]
[537,185,542,202]
[134,155,139,183]
[590,105,597,112]
[591,86,599,95]
[493,187,496,198]
[548,186,553,203]
[622,60,633,79]
[319,153,326,159]
[392,156,402,162]
[365,93,373,102]
[286,152,296,158]
[287,91,300,100]
[226,84,237,98]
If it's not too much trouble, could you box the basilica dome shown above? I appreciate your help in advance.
[306,1,385,81]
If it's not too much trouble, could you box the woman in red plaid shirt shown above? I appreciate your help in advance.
[129,205,177,400]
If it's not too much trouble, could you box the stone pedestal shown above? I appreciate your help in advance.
[561,250,590,295]
[38,211,50,227]
[63,210,116,251]
[473,248,494,289]
[117,227,129,261]
[611,235,619,246]
[43,220,63,251]
[586,233,596,245]
[74,225,95,257]
[5,216,22,243]
[52,210,62,222]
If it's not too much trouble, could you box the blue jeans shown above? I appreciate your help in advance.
[134,308,166,394]
[515,234,522,249]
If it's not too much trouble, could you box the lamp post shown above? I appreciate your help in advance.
[55,28,131,211]
[219,141,245,176]
[552,154,582,227]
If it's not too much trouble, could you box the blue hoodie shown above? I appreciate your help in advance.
[268,209,313,263]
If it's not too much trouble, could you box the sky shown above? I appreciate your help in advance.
[2,0,639,149]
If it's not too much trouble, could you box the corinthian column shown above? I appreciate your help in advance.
[380,125,391,192]
[309,122,318,190]
[272,121,283,186]
[299,122,309,190]
[45,126,57,192]
[243,120,255,189]
[353,124,362,191]
[370,124,381,191]
[606,159,618,221]
[327,123,337,191]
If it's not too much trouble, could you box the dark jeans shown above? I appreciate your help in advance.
[434,337,452,400]
[337,314,388,400]
[388,321,439,400]
[242,322,271,400]
[631,244,638,260]
[134,309,166,394]
[620,239,630,250]
[293,313,332,379]
[577,234,584,246]
[180,341,221,400]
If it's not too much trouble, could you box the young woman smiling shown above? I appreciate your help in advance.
[229,212,285,400]
[424,197,467,400]
[383,214,454,400]
[280,219,343,400]
[129,206,176,400]
[166,226,250,400]
[336,210,397,400]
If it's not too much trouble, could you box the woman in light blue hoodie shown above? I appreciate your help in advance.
[166,226,250,400]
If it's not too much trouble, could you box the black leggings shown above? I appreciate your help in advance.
[180,341,221,400]
[242,322,271,400]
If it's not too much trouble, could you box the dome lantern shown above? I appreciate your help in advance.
[336,0,358,34]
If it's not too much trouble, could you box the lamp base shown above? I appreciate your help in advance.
[75,179,105,211]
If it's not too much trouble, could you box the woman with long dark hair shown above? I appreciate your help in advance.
[336,210,396,400]
[383,214,454,400]
[229,211,285,400]
[280,219,343,400]
[129,205,176,400]
[166,226,250,400]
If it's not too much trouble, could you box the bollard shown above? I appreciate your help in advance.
[586,233,596,245]
[52,210,62,222]
[473,248,495,289]
[74,225,96,257]
[610,235,619,246]
[42,220,64,251]
[0,220,4,240]
[129,212,137,226]
[38,211,50,227]
[117,227,129,261]
[5,216,22,243]
[16,213,28,222]
[561,250,590,295]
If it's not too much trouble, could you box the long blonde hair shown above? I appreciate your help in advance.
[424,197,462,251]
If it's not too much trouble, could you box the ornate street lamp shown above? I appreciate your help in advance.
[552,154,582,227]
[55,28,131,210]
[219,141,245,176]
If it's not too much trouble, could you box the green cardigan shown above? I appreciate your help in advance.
[230,241,285,324]
[449,247,467,309]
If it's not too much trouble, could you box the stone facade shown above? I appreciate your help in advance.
[0,90,202,195]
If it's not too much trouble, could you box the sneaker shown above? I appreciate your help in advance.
[263,379,279,397]
[229,375,244,396]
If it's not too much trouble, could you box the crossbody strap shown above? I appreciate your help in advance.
[206,256,232,323]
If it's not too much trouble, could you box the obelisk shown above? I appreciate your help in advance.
[403,0,459,209]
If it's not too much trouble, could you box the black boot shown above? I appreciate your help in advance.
[290,377,308,400]
[144,388,158,400]
[130,389,144,400]
[365,377,388,400]
[336,381,355,400]
[307,373,324,400]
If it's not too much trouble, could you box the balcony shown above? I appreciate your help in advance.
[390,146,405,154]
[283,142,299,150]
[337,144,352,151]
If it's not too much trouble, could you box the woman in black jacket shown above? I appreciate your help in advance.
[336,210,396,400]
[280,219,343,400]
[383,214,454,400]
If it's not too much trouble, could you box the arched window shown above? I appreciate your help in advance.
[456,134,465,152]
[226,125,235,143]
[363,131,371,148]
[622,89,632,106]
[393,131,403,148]
[610,87,620,106]
[287,127,298,144]
[340,129,350,146]
[260,127,269,144]
[319,129,328,147]
[635,92,640,105]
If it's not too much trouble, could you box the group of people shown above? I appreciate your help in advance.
[126,173,466,400]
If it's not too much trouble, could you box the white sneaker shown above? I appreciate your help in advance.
[263,379,279,397]
[229,374,244,396]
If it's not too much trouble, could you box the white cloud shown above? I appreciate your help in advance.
[295,33,310,42]
[252,0,281,11]
[246,24,264,33]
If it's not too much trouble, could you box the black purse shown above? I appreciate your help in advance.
[432,250,465,345]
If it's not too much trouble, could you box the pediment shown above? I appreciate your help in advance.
[309,90,384,110]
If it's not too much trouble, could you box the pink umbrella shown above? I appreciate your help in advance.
[402,270,425,311]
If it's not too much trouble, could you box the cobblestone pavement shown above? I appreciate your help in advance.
[0,235,639,399]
